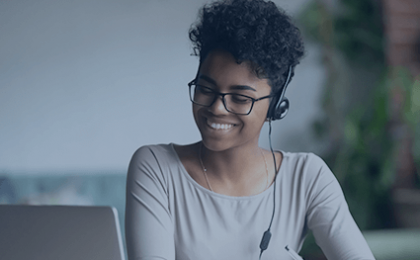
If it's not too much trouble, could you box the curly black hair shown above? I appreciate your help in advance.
[189,0,305,94]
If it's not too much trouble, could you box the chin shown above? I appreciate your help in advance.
[201,137,234,152]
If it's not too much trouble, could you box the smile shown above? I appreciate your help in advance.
[206,119,235,130]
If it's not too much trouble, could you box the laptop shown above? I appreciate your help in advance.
[0,205,126,260]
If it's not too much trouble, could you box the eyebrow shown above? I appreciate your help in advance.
[198,75,257,92]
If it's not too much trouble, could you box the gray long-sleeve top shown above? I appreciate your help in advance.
[125,144,375,260]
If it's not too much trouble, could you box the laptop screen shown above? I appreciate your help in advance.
[0,205,126,260]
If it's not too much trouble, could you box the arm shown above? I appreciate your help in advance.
[125,146,175,260]
[305,155,375,260]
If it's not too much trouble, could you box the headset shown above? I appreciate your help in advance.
[259,66,293,260]
[266,66,293,121]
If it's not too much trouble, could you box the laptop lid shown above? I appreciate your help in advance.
[0,205,126,260]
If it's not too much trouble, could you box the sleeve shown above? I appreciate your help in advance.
[125,146,175,260]
[305,154,375,260]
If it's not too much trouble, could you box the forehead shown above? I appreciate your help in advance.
[198,50,270,92]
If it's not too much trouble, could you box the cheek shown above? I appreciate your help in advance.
[192,104,202,124]
[243,103,269,132]
[192,103,198,116]
[254,100,270,121]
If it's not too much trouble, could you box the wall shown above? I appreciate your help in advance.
[0,0,325,174]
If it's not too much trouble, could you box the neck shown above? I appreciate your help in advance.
[199,141,264,186]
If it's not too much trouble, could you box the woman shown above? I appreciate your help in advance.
[125,0,375,259]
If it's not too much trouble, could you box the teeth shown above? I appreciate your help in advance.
[209,122,234,130]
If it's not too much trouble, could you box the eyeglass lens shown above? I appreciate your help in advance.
[190,84,253,115]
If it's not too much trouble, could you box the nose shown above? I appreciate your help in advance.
[208,95,229,115]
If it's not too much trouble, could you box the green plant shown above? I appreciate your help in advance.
[394,69,420,182]
[299,0,393,230]
[297,0,419,258]
[334,78,394,228]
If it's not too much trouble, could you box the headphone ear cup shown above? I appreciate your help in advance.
[275,98,289,120]
[266,66,293,121]
[267,97,290,121]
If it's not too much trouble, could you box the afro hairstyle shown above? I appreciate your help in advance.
[189,0,305,94]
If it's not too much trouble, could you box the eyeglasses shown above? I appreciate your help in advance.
[188,80,273,115]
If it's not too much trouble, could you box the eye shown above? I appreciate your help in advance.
[197,85,214,96]
[231,94,252,104]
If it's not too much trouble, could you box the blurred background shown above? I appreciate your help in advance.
[0,0,419,259]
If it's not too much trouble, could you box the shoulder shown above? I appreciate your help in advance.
[281,152,331,177]
[281,152,339,197]
[132,143,174,158]
[128,144,178,181]
[130,143,176,166]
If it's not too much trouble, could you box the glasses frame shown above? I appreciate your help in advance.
[188,80,273,115]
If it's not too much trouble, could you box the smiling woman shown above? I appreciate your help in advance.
[124,0,375,259]
[192,50,272,153]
